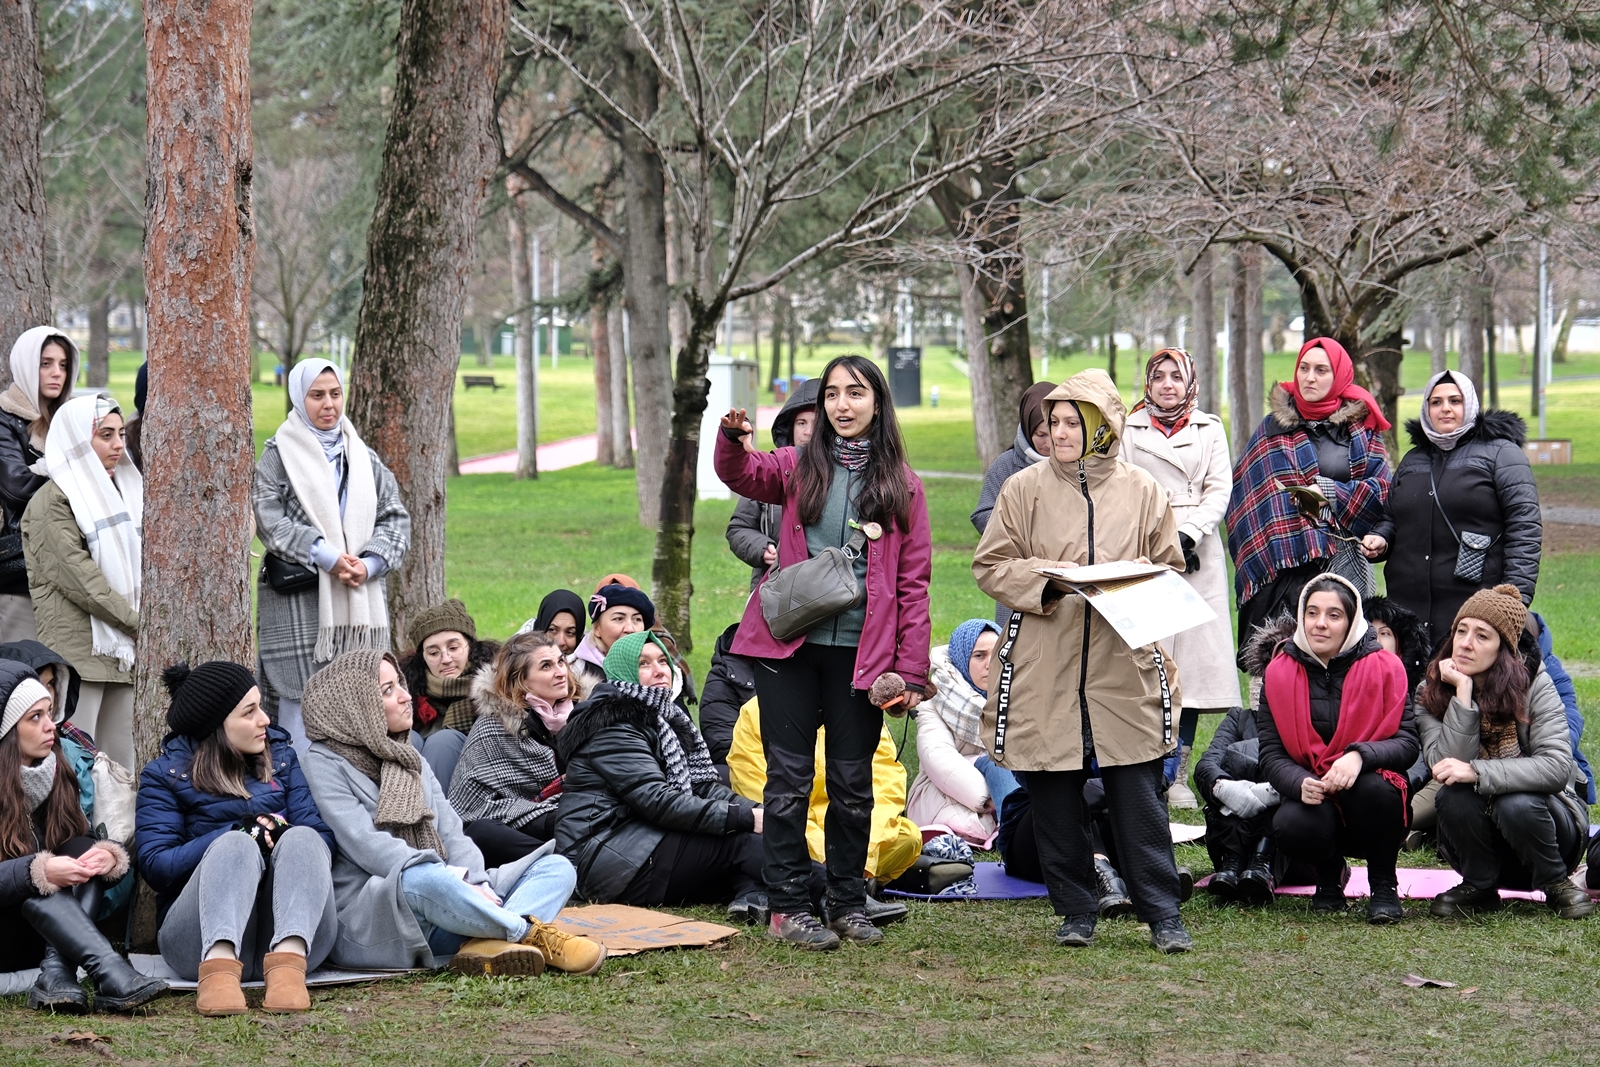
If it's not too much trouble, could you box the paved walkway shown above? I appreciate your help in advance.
[1543,505,1600,528]
[459,405,780,475]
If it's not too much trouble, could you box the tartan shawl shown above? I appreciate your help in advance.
[1225,385,1390,607]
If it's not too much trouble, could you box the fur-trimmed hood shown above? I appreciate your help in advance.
[1403,408,1526,455]
[469,663,525,735]
[1240,612,1297,677]
[554,682,665,763]
[1266,382,1371,433]
[1363,595,1434,690]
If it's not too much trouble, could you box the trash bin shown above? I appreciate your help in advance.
[887,346,921,407]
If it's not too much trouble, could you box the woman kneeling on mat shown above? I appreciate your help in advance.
[555,631,768,918]
[300,650,603,978]
[1257,574,1417,924]
[137,662,337,1015]
[1421,585,1593,920]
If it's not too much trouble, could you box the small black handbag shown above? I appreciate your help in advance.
[263,552,319,594]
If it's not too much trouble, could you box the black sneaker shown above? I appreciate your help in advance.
[861,895,909,926]
[1542,881,1595,920]
[826,910,885,943]
[1367,884,1404,925]
[769,912,841,950]
[727,891,769,927]
[1429,882,1504,918]
[1149,917,1194,954]
[1310,886,1347,913]
[1054,913,1097,947]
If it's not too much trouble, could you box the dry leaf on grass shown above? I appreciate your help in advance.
[1402,974,1458,988]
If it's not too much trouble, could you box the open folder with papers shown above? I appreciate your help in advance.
[1033,563,1216,649]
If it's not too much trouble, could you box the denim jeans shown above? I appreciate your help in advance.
[401,855,577,956]
[410,728,468,793]
[974,754,1021,822]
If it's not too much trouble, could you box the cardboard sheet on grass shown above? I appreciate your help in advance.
[129,955,420,990]
[552,904,739,956]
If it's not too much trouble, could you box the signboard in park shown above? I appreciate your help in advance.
[887,346,921,407]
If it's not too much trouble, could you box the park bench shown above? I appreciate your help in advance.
[463,375,499,391]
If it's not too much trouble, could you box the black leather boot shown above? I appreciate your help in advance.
[1235,838,1277,907]
[19,891,166,1013]
[1094,857,1135,919]
[26,879,106,1013]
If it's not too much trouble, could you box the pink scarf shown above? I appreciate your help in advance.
[526,693,573,733]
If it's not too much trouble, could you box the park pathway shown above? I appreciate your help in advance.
[459,405,781,474]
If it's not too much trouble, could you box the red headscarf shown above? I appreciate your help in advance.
[1285,337,1391,432]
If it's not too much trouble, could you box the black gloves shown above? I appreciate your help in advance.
[236,813,291,857]
[1178,532,1200,574]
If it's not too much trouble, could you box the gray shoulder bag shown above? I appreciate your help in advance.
[1429,463,1494,583]
[759,527,868,641]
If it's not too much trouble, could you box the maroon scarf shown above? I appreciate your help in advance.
[1264,646,1407,777]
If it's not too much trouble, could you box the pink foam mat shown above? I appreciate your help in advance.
[1196,867,1549,901]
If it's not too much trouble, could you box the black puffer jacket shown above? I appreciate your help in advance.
[0,409,45,597]
[697,624,755,765]
[1255,630,1421,799]
[726,378,821,587]
[553,683,756,903]
[1372,410,1540,643]
[1193,705,1262,805]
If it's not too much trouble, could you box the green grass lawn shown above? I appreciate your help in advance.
[13,347,1595,1067]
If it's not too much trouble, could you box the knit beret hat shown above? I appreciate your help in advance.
[588,583,656,629]
[406,599,477,653]
[0,676,53,740]
[164,661,259,739]
[1452,584,1528,652]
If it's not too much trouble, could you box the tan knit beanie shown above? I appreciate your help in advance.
[406,599,477,654]
[1451,584,1527,652]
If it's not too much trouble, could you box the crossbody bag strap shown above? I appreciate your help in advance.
[1427,459,1495,548]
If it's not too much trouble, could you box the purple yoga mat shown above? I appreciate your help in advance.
[1195,867,1547,902]
[881,860,1049,900]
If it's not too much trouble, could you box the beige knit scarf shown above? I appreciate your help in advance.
[302,649,445,859]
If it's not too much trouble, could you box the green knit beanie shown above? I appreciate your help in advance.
[602,629,673,684]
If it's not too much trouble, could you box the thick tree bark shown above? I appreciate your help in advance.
[609,305,633,468]
[1228,246,1251,457]
[137,0,257,768]
[619,43,671,526]
[1190,246,1217,413]
[955,260,1001,467]
[348,0,504,645]
[1431,301,1450,375]
[590,204,615,466]
[1461,275,1486,396]
[87,294,111,388]
[1245,247,1263,433]
[507,191,538,480]
[0,0,51,384]
[930,162,1033,467]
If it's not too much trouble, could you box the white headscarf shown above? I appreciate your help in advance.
[2,326,78,448]
[1292,573,1368,667]
[288,359,347,462]
[1419,370,1480,452]
[45,394,143,671]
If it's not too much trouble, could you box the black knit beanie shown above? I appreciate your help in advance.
[164,661,260,738]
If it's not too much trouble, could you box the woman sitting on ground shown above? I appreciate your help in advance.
[399,599,501,791]
[449,631,579,867]
[1193,702,1278,906]
[1420,585,1593,921]
[136,662,338,1016]
[300,650,601,977]
[1256,574,1417,924]
[569,583,654,690]
[519,589,586,657]
[907,619,1019,846]
[0,659,163,1012]
[555,631,766,916]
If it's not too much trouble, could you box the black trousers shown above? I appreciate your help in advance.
[0,835,97,972]
[1434,785,1585,890]
[754,643,881,914]
[462,817,552,870]
[1202,803,1275,873]
[620,830,767,908]
[1272,770,1406,883]
[1027,759,1183,924]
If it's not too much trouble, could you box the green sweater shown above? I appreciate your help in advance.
[803,462,868,647]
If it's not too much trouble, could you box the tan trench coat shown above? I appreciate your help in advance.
[1120,407,1240,709]
[972,370,1184,771]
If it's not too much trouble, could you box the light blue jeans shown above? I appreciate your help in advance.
[401,855,577,956]
[974,755,1022,823]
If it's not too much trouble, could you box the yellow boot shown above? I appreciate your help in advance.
[448,938,547,977]
[521,919,606,975]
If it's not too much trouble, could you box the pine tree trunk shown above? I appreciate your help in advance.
[137,0,257,768]
[507,192,538,480]
[347,0,504,645]
[955,260,1001,468]
[1190,246,1217,413]
[87,294,111,387]
[0,0,50,386]
[619,42,671,526]
[609,305,633,468]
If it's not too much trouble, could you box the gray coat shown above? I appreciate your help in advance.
[724,377,819,588]
[971,427,1046,626]
[253,439,411,701]
[1419,669,1587,829]
[300,742,554,970]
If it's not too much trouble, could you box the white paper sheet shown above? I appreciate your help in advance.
[1033,560,1168,584]
[1060,567,1216,649]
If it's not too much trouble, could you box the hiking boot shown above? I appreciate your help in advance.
[1167,746,1199,809]
[769,912,840,951]
[1429,882,1504,918]
[1366,882,1404,925]
[449,938,547,977]
[826,911,884,944]
[1095,857,1135,919]
[1054,913,1097,947]
[1543,881,1596,920]
[862,895,909,926]
[727,891,770,927]
[1235,838,1277,908]
[1149,917,1194,954]
[521,919,606,975]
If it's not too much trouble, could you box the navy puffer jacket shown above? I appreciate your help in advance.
[135,725,335,922]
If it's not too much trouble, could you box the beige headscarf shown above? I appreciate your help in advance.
[302,648,445,858]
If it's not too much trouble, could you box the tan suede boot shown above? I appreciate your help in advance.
[521,919,606,975]
[448,938,546,977]
[196,957,247,1016]
[261,951,311,1012]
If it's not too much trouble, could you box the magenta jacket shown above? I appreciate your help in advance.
[714,431,933,690]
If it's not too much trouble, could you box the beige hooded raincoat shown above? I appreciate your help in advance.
[972,369,1185,771]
